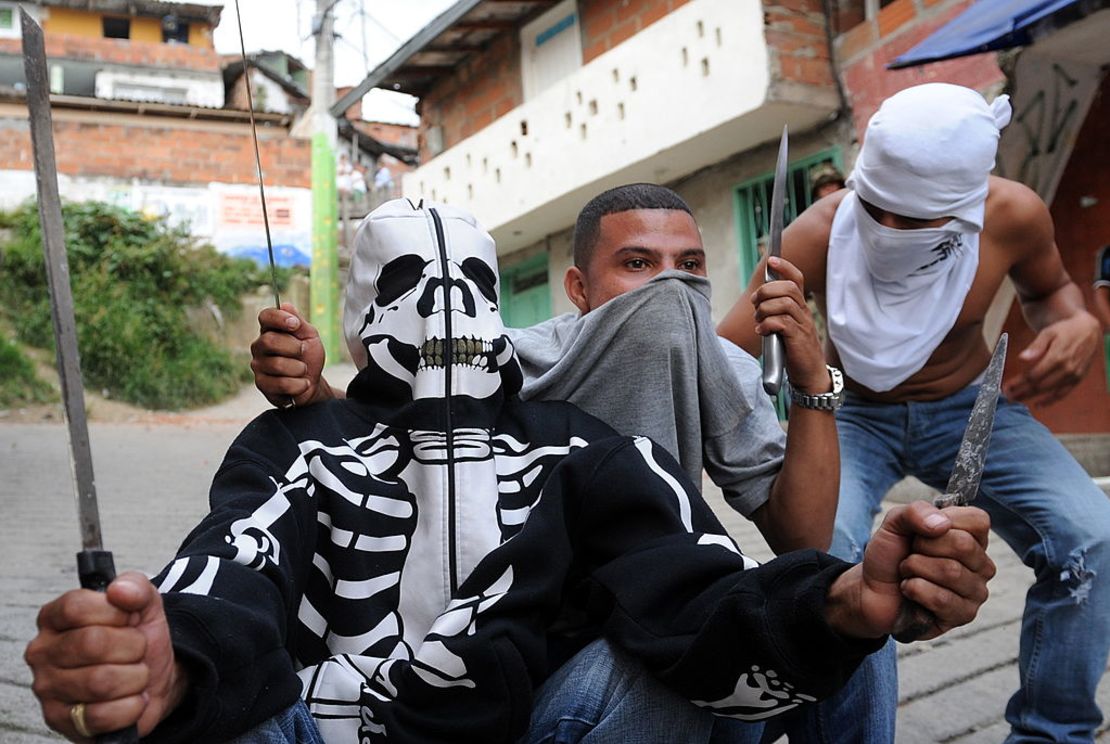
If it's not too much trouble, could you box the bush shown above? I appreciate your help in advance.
[0,333,55,407]
[0,201,288,409]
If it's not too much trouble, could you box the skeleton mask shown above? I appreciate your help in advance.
[343,200,522,403]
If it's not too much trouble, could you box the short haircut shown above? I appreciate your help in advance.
[572,183,693,268]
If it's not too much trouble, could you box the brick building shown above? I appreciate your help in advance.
[0,1,417,267]
[335,0,1108,436]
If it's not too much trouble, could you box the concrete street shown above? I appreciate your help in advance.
[1,372,1107,742]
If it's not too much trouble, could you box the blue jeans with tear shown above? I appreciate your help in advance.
[832,386,1110,743]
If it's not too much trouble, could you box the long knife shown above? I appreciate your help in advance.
[21,9,139,743]
[233,0,280,308]
[761,126,788,395]
[892,333,1008,642]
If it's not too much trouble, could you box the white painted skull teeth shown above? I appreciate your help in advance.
[419,336,496,370]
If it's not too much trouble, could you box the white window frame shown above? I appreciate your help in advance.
[0,2,21,39]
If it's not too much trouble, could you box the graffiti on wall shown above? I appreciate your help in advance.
[997,55,1102,203]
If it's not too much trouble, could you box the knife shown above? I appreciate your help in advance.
[21,9,139,743]
[892,333,1008,642]
[761,126,788,395]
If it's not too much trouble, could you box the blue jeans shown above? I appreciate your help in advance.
[522,638,764,744]
[833,387,1110,742]
[225,699,325,744]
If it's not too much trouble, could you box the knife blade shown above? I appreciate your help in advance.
[761,126,788,395]
[21,9,139,743]
[892,333,1008,642]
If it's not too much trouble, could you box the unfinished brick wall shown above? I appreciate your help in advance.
[0,33,222,73]
[578,0,690,62]
[762,0,836,88]
[834,0,1005,138]
[417,32,523,162]
[0,109,310,188]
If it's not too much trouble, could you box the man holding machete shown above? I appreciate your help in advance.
[721,82,1110,743]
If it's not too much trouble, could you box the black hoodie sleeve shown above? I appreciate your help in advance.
[144,412,316,743]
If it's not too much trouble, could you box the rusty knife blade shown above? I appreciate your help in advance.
[936,332,1008,509]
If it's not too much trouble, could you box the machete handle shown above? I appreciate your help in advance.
[76,550,141,744]
[762,334,785,395]
[891,599,936,643]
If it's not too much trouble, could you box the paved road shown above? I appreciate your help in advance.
[1,377,1107,742]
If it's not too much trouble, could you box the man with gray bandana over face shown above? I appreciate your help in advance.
[721,82,1110,742]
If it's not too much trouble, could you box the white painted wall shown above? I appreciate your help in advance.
[95,68,225,108]
[403,0,838,254]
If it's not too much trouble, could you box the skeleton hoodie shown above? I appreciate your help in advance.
[149,200,880,743]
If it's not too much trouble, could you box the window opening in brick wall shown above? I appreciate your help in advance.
[103,16,131,39]
[733,146,843,419]
[0,5,15,38]
[161,16,190,44]
[500,253,551,328]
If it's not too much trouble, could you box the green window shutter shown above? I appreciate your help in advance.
[500,254,552,329]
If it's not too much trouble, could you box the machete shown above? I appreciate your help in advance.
[761,126,788,395]
[892,333,1008,642]
[233,0,281,308]
[20,9,139,743]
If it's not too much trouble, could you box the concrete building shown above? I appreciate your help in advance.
[336,0,1109,440]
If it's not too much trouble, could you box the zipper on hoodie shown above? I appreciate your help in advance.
[429,207,459,593]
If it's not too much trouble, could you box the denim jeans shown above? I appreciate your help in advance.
[833,387,1110,742]
[523,638,767,744]
[224,699,325,744]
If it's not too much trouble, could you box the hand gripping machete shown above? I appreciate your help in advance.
[20,9,139,743]
[761,126,788,395]
[891,333,1008,642]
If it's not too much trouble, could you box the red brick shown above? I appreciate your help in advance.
[582,40,608,63]
[766,29,829,57]
[877,0,916,37]
[779,54,835,86]
[836,20,877,62]
[765,0,825,15]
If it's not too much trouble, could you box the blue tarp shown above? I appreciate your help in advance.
[888,0,1085,68]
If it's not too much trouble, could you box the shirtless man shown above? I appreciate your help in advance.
[720,83,1110,742]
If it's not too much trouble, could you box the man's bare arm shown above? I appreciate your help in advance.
[995,180,1101,405]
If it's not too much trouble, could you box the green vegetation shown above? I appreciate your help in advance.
[0,201,288,409]
[0,333,55,407]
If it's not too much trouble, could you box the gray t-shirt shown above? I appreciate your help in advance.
[508,271,785,518]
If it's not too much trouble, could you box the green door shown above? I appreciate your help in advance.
[500,254,552,329]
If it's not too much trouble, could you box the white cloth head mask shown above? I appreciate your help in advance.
[827,84,1012,392]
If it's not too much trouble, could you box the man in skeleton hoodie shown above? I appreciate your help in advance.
[27,200,993,744]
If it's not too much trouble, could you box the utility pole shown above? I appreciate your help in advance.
[293,0,341,361]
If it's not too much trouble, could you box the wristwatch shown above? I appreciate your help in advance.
[791,365,845,411]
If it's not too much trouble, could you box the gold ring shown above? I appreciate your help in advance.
[70,702,93,738]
